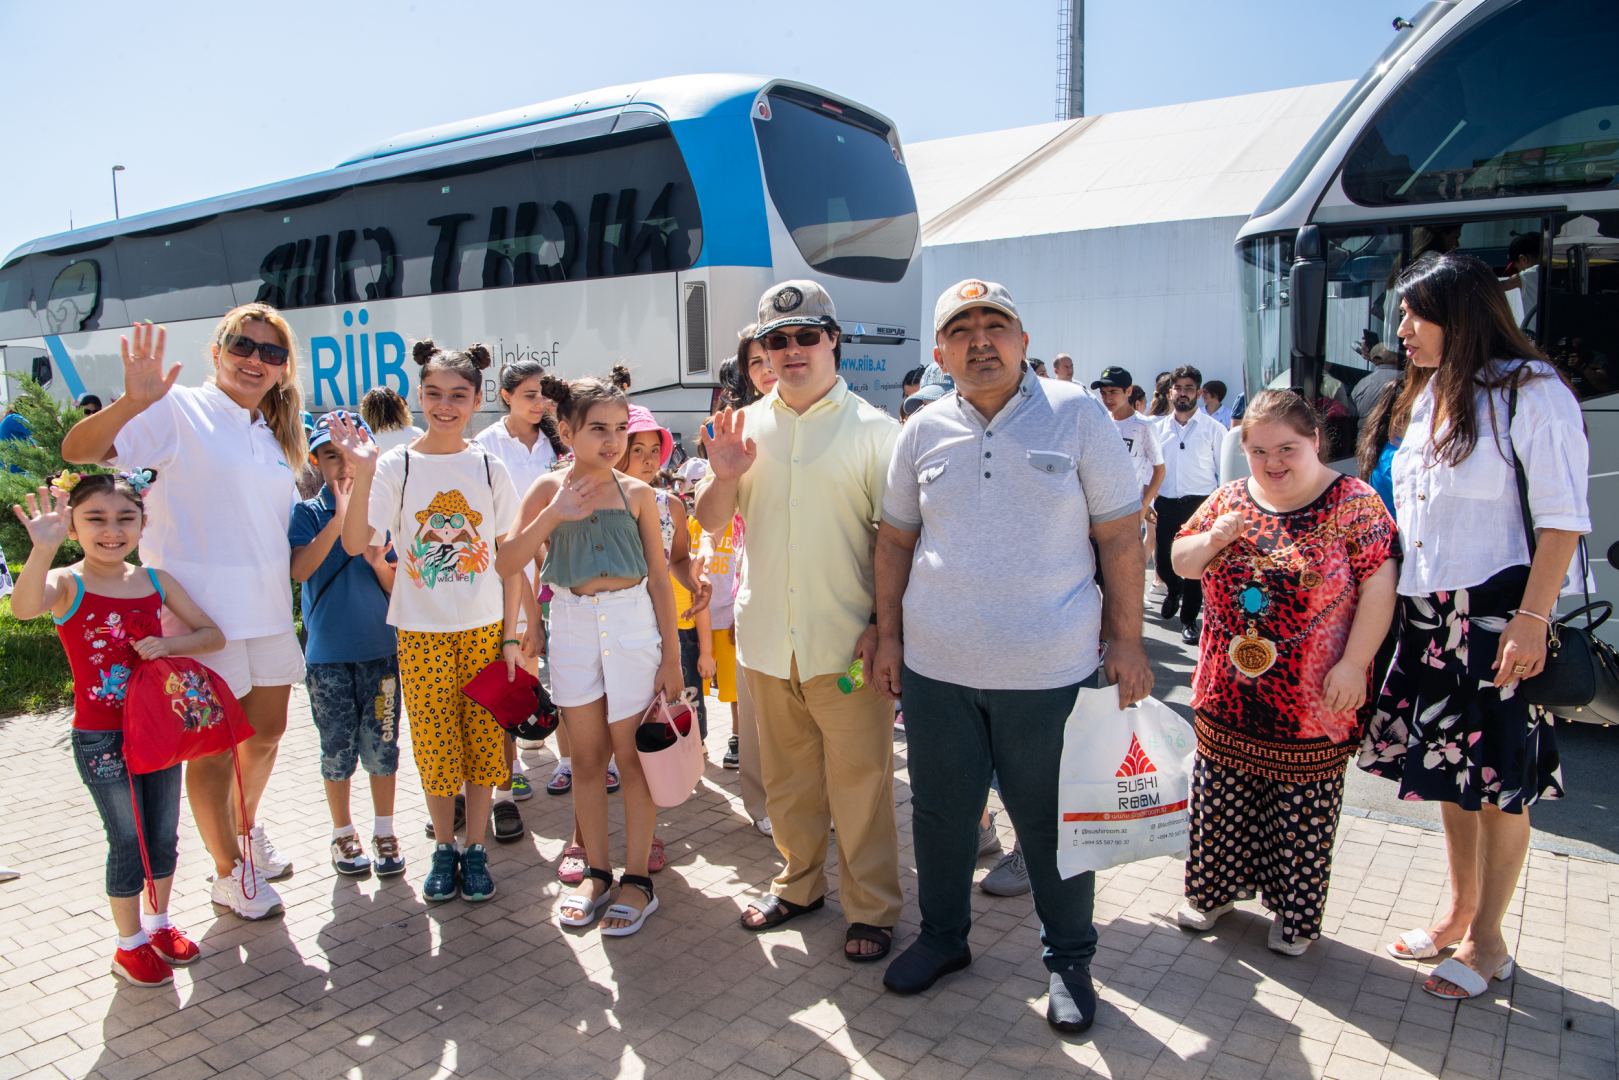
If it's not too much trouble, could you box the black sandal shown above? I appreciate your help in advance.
[740,893,825,932]
[844,923,893,963]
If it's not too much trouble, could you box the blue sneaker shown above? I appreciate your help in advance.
[422,843,460,902]
[460,844,496,902]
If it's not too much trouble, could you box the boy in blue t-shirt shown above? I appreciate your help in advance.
[289,411,404,879]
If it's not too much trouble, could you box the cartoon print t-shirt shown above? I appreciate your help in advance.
[366,445,520,633]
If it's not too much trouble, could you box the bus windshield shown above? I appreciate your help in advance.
[754,90,918,284]
[1342,0,1619,205]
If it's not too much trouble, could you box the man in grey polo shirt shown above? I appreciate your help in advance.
[872,279,1153,1033]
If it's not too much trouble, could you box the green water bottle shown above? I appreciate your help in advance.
[837,658,865,694]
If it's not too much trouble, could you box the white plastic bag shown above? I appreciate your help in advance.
[1057,688,1195,878]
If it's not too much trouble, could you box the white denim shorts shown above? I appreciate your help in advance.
[175,630,306,700]
[547,585,662,722]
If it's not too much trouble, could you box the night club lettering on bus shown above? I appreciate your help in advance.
[252,184,682,309]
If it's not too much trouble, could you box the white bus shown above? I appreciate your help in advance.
[1234,0,1619,633]
[0,74,922,445]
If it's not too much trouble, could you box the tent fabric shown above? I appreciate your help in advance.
[909,82,1354,245]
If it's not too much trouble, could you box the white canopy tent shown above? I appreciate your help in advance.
[907,82,1352,391]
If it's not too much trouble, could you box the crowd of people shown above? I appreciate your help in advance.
[6,250,1590,1032]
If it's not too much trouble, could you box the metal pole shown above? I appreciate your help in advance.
[111,165,125,220]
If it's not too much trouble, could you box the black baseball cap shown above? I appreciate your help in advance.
[1091,366,1132,390]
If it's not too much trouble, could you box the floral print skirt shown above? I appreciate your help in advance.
[1358,565,1562,814]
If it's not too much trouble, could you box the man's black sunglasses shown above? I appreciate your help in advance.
[763,329,826,352]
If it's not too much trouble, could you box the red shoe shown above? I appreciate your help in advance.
[147,926,200,966]
[111,943,173,987]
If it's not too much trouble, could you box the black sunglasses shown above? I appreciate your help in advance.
[223,334,291,366]
[763,328,825,352]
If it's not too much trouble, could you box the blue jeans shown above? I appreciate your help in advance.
[678,628,709,738]
[306,657,402,781]
[900,666,1097,973]
[71,729,181,898]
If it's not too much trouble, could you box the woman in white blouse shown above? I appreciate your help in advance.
[1358,253,1588,1001]
[63,306,311,920]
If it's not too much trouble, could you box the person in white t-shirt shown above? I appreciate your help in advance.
[360,387,424,456]
[62,305,309,920]
[473,359,567,817]
[330,341,525,907]
[1091,366,1164,532]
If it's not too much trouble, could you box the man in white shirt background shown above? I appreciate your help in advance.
[1052,354,1075,382]
[1093,366,1164,544]
[1153,365,1224,644]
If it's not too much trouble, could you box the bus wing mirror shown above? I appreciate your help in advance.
[1289,224,1326,365]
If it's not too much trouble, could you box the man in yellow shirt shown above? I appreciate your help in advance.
[696,280,902,963]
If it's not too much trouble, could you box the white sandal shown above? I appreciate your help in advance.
[1386,928,1453,960]
[559,868,614,927]
[600,876,658,937]
[1423,956,1514,1001]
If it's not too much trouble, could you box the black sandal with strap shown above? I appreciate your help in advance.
[740,893,826,932]
[845,923,893,963]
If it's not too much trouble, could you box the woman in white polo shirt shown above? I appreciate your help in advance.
[63,304,308,919]
[1357,253,1588,1002]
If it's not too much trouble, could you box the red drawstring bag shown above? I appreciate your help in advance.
[122,657,253,773]
[118,611,256,905]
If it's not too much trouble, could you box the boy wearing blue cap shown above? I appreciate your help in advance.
[290,411,405,878]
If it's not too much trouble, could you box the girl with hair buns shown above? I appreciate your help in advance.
[327,340,526,905]
[62,304,309,921]
[497,375,683,936]
[1172,389,1396,956]
[610,364,633,393]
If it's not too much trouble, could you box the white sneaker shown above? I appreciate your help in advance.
[753,817,773,836]
[1267,915,1311,956]
[248,825,293,881]
[211,860,284,920]
[1176,901,1234,932]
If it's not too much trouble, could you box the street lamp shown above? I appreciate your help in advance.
[111,165,126,220]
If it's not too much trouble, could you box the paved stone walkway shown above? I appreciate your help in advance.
[0,686,1614,1079]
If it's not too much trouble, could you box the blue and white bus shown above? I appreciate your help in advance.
[1233,0,1619,634]
[0,74,922,442]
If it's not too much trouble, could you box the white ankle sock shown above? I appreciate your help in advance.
[373,815,394,838]
[332,824,357,842]
[493,788,515,805]
[139,911,171,933]
[117,930,148,951]
[556,757,571,771]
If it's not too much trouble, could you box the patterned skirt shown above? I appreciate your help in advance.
[1184,754,1346,945]
[1358,565,1563,813]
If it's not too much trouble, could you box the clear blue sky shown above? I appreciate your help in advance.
[0,0,1398,259]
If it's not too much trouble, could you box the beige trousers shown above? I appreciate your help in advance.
[733,670,768,823]
[742,661,902,928]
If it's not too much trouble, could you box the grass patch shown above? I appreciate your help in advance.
[0,597,73,716]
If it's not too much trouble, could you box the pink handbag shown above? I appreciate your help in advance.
[634,690,704,808]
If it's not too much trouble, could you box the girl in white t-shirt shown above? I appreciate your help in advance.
[330,341,524,906]
[61,306,308,921]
